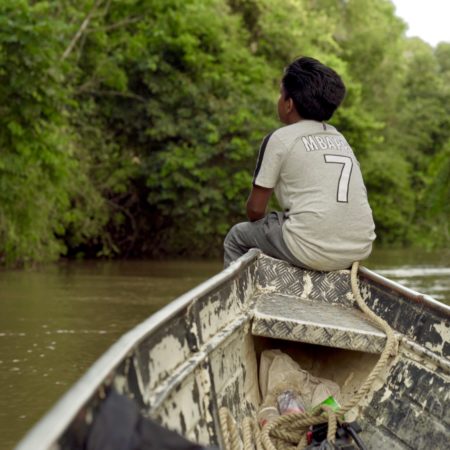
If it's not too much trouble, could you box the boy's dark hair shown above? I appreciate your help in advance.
[282,57,346,121]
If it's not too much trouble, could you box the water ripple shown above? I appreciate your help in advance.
[376,267,450,277]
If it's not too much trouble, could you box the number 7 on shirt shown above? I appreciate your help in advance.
[324,154,353,203]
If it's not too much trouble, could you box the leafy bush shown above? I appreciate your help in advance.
[1,0,449,264]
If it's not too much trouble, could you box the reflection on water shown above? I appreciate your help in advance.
[0,248,449,448]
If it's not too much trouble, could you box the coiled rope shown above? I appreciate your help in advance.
[219,261,398,450]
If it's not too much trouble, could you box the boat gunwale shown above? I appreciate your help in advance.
[359,266,450,317]
[15,250,260,450]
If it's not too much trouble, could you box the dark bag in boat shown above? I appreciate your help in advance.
[85,390,218,450]
[304,421,367,450]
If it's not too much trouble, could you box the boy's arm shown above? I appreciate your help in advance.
[246,185,273,221]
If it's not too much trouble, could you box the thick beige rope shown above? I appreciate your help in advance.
[219,407,241,450]
[220,262,398,450]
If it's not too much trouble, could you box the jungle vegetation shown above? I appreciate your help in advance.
[1,0,449,265]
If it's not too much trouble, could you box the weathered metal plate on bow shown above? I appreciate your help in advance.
[252,293,386,353]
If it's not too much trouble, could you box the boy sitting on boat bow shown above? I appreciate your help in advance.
[224,57,375,271]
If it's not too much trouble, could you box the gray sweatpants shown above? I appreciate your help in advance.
[223,212,310,268]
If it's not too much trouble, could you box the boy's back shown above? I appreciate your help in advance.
[224,56,376,270]
[253,120,375,271]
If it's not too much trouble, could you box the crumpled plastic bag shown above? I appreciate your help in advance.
[259,349,341,411]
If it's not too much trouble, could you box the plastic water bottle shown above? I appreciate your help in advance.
[277,390,306,415]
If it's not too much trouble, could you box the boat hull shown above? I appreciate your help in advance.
[17,251,450,450]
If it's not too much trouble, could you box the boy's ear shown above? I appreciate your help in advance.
[287,97,295,113]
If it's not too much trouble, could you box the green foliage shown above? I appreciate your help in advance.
[361,151,415,244]
[69,0,277,255]
[1,0,450,264]
[417,141,450,246]
[0,0,108,264]
[0,0,71,263]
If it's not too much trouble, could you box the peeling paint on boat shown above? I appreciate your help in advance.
[302,273,313,299]
[148,334,191,386]
[426,321,450,355]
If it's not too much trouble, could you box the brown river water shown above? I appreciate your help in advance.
[1,248,449,448]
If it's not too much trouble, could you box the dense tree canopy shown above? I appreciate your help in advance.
[1,0,449,264]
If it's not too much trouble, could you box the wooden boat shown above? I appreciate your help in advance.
[16,250,450,450]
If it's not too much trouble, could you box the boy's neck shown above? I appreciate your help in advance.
[284,112,303,125]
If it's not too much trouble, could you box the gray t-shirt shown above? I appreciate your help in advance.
[253,120,376,270]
